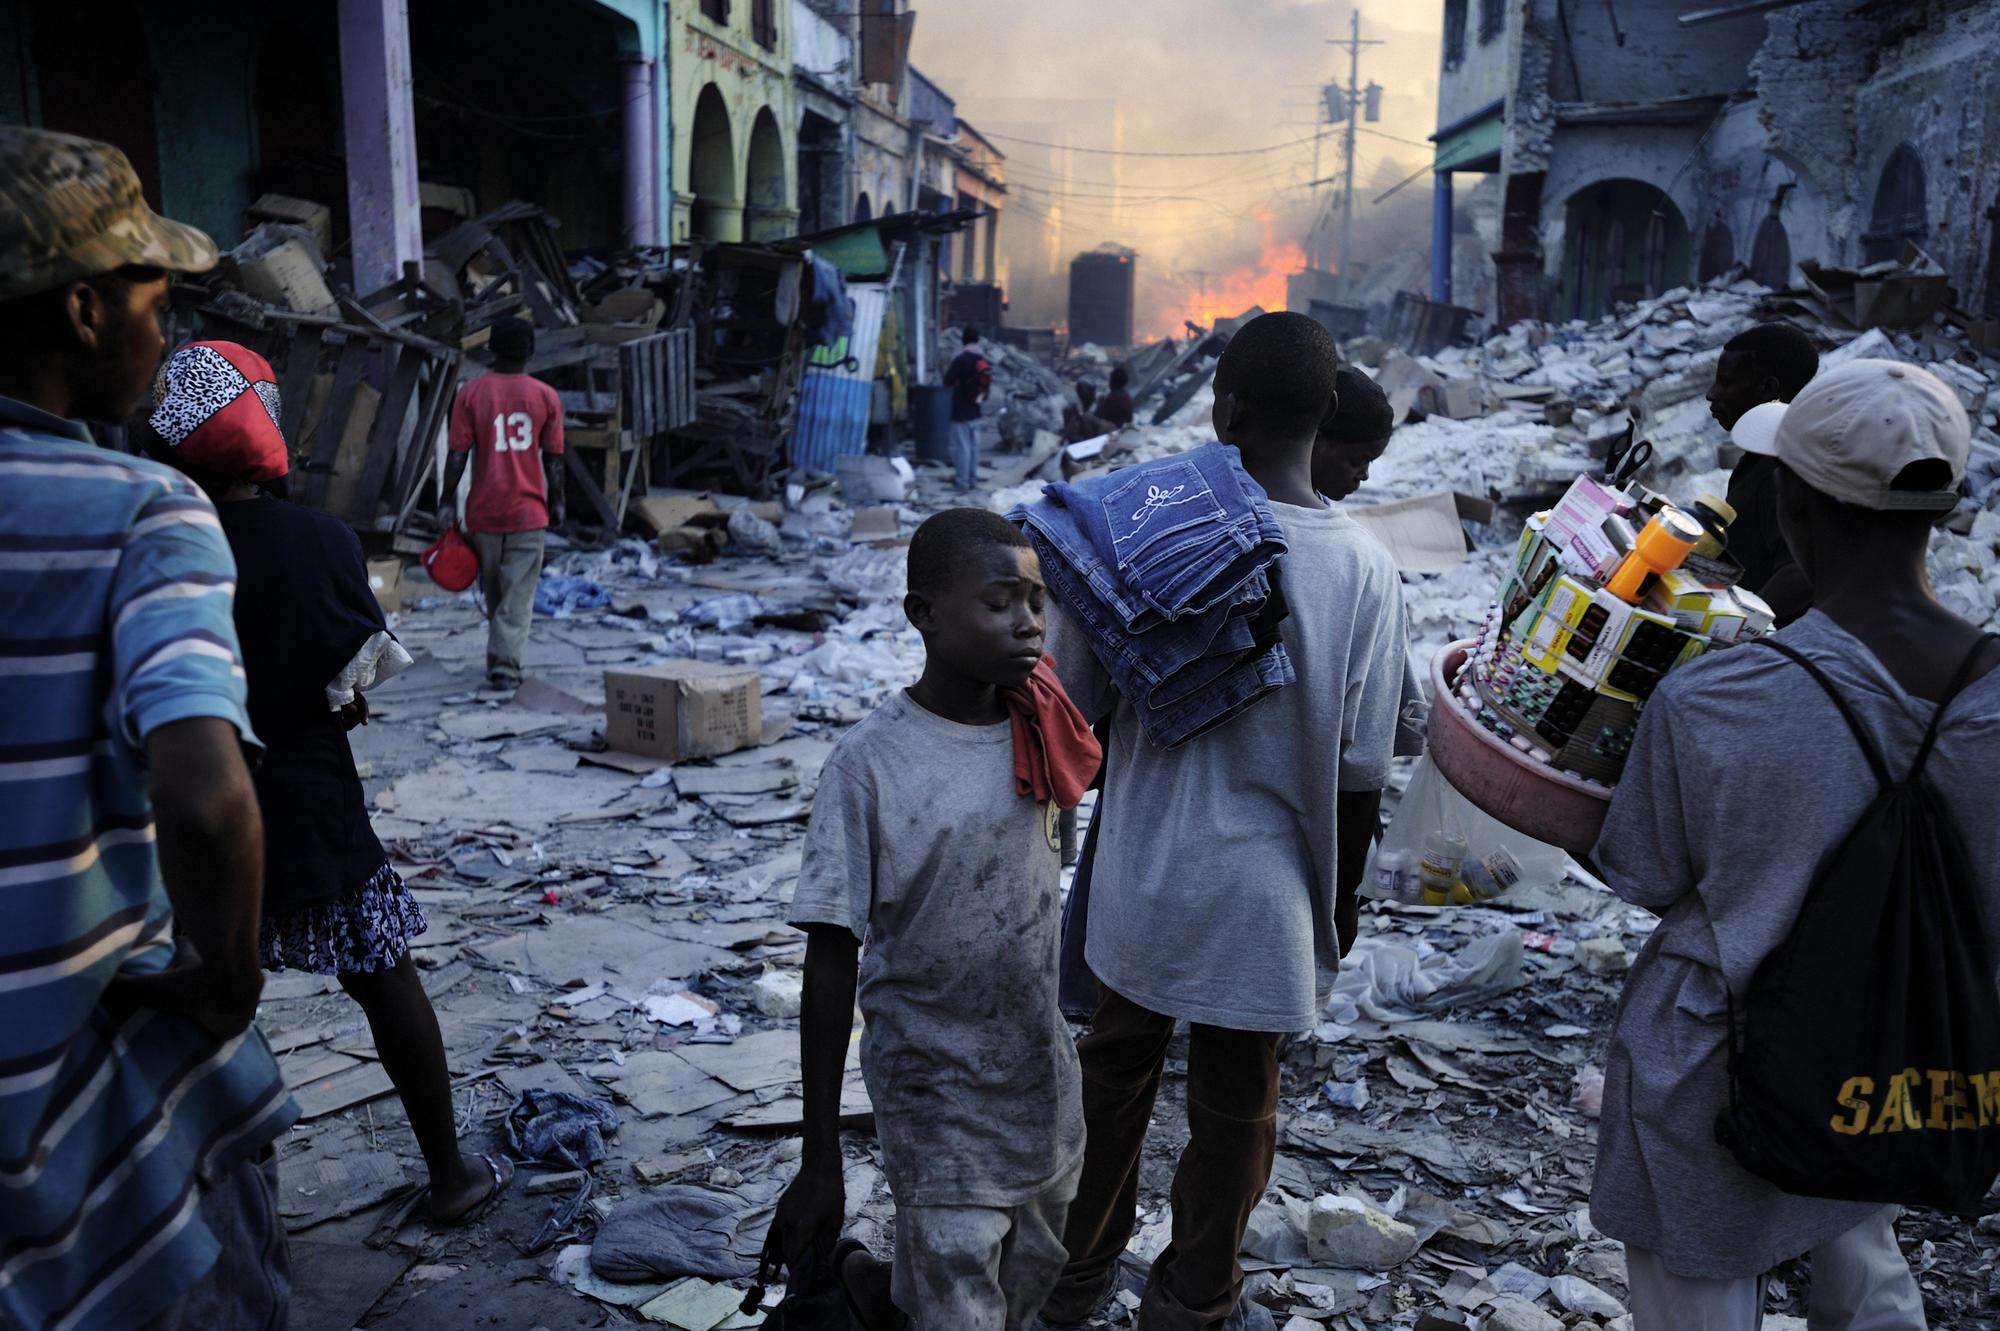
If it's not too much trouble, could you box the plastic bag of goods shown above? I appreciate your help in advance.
[1364,753,1567,906]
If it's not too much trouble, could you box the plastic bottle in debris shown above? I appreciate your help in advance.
[1418,830,1468,907]
[1454,847,1525,904]
[1370,849,1416,903]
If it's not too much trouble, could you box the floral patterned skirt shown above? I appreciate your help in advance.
[259,861,429,975]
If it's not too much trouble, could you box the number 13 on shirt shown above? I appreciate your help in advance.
[491,412,534,452]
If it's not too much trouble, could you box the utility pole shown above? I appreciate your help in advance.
[1327,10,1383,275]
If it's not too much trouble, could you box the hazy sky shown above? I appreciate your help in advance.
[911,0,1446,330]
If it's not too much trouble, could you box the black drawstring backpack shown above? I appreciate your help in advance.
[1717,635,2000,1213]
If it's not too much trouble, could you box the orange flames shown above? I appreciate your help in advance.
[1157,213,1310,338]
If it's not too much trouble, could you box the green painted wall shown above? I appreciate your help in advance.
[144,0,259,243]
[0,1,32,125]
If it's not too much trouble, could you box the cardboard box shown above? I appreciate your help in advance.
[604,662,762,761]
[366,558,404,615]
[1423,376,1486,420]
[658,525,729,562]
[631,491,723,536]
[1645,567,1717,629]
[849,506,902,545]
[1344,491,1469,574]
[1545,475,1627,550]
[237,237,336,315]
[245,194,332,255]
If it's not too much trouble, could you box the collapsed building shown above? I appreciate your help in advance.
[229,266,2000,1328]
[1428,0,2000,335]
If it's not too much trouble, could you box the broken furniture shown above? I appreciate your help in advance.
[1387,291,1482,356]
[427,200,583,333]
[183,290,462,535]
[1798,244,1953,332]
[648,242,809,500]
[558,327,700,531]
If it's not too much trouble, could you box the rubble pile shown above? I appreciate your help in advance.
[271,276,1999,1329]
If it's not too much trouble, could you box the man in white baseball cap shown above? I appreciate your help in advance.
[1775,358,1969,513]
[1586,356,1999,1330]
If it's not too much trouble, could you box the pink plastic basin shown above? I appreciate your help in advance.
[1426,640,1612,857]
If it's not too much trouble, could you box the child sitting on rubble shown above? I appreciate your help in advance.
[766,508,1100,1330]
[1098,365,1136,428]
[1313,365,1395,503]
[1062,379,1112,443]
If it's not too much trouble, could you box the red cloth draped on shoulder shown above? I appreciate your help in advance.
[1001,654,1103,809]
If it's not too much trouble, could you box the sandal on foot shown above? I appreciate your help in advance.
[427,1152,514,1226]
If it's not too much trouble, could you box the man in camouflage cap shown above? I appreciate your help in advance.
[0,127,297,1330]
[0,125,218,300]
[0,126,219,420]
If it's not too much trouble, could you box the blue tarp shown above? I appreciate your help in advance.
[789,373,874,476]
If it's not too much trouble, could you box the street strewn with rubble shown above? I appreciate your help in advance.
[10,3,2000,1330]
[233,265,2000,1329]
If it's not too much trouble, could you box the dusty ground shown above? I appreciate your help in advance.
[260,326,2000,1327]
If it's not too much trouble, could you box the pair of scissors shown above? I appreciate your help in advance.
[1604,424,1654,487]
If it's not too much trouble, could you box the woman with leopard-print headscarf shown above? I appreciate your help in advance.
[149,341,515,1226]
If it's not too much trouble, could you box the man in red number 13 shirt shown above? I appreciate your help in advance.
[440,317,566,691]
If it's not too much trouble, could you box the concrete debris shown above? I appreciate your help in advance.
[1574,937,1630,976]
[247,265,1994,1329]
[1294,1194,1422,1271]
[1551,1273,1627,1319]
[1483,1297,1566,1331]
[749,970,804,1019]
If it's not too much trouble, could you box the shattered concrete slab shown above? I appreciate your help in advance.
[262,280,1994,1329]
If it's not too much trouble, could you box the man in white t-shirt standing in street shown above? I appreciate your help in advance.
[1039,313,1414,1331]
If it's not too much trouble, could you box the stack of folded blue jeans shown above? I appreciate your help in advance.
[1011,441,1293,748]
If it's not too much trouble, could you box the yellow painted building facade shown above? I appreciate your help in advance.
[669,0,798,242]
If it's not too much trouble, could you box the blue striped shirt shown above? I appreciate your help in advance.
[0,399,296,1330]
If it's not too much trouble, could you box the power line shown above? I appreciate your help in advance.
[1003,162,1309,206]
[1326,11,1385,276]
[997,153,1306,186]
[976,129,1322,158]
[1356,125,1434,151]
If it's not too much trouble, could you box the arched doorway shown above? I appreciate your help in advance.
[1698,221,1734,282]
[797,110,842,234]
[1863,144,1927,263]
[744,107,788,241]
[855,192,873,222]
[689,84,740,242]
[1751,214,1792,289]
[1559,179,1690,320]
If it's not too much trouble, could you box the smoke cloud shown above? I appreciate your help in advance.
[913,1,1446,337]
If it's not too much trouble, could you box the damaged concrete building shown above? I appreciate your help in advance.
[1430,0,2000,329]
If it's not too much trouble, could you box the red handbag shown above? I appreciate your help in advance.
[421,524,479,593]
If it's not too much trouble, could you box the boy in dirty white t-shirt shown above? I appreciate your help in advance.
[767,509,1090,1331]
